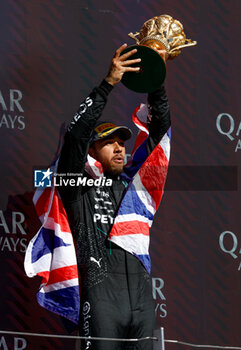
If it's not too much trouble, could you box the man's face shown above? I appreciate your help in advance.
[89,134,126,176]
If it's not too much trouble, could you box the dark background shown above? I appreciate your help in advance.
[0,0,240,349]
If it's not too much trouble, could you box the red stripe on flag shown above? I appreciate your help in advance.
[131,105,149,155]
[109,220,150,238]
[35,189,71,233]
[37,265,78,286]
[35,188,52,218]
[139,144,168,209]
[131,131,148,156]
[46,265,78,286]
[48,190,71,233]
[37,270,50,285]
[132,104,149,131]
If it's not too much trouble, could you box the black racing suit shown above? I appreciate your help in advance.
[58,79,170,350]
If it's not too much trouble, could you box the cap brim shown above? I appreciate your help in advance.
[93,126,132,142]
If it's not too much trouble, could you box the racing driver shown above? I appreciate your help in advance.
[57,43,171,350]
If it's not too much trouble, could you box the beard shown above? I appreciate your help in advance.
[104,167,123,177]
[103,162,124,177]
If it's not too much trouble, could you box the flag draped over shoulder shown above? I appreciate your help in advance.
[24,160,80,324]
[24,103,170,322]
[109,103,171,273]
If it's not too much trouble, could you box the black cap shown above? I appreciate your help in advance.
[91,121,132,143]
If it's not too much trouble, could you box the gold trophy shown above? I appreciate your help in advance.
[121,14,197,93]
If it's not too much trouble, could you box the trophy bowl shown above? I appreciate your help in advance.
[121,44,166,93]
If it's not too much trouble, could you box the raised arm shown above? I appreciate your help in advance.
[57,44,141,203]
[146,83,171,154]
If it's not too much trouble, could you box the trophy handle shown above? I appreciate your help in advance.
[169,40,197,55]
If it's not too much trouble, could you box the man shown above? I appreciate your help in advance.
[57,43,171,349]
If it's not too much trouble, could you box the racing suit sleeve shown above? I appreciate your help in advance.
[57,79,113,202]
[146,83,171,154]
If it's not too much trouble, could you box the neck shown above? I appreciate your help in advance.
[104,171,122,180]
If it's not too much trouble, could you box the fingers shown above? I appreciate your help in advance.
[106,44,141,86]
[114,43,128,58]
[113,45,141,70]
[123,66,140,72]
[114,43,138,61]
[119,48,138,61]
[121,58,141,66]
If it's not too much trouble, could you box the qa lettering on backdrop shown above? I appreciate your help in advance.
[0,210,27,253]
[0,89,25,130]
[152,277,167,318]
[219,231,241,271]
[216,113,241,152]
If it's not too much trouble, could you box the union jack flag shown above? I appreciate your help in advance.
[109,103,171,273]
[24,159,80,324]
[24,103,170,323]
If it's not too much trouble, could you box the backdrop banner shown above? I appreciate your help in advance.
[0,0,240,349]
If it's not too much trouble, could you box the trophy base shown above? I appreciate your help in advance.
[121,45,166,93]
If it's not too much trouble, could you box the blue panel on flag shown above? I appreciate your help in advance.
[32,227,71,263]
[118,184,154,221]
[136,254,151,274]
[132,141,148,163]
[125,141,148,177]
[37,285,80,324]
